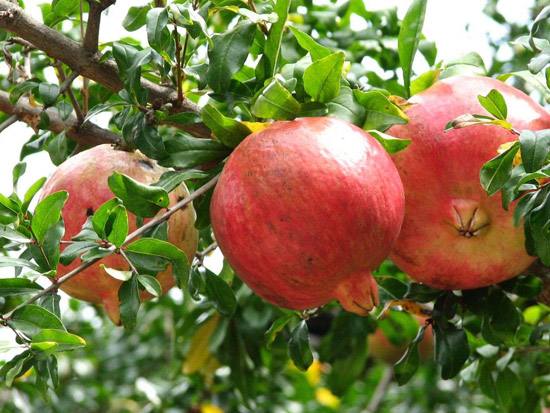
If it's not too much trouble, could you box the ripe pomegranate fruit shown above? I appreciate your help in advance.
[368,316,433,364]
[210,117,405,315]
[388,75,550,290]
[40,145,198,324]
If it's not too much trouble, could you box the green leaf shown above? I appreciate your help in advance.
[201,104,251,148]
[288,321,313,371]
[23,177,47,212]
[0,278,42,296]
[376,276,409,299]
[252,78,301,120]
[405,283,443,303]
[38,83,59,107]
[0,194,18,225]
[92,198,128,247]
[481,289,521,345]
[59,241,97,265]
[441,52,487,78]
[0,256,41,272]
[123,6,148,31]
[10,80,38,104]
[263,0,291,77]
[126,238,189,286]
[496,368,526,410]
[398,0,427,97]
[519,129,550,173]
[51,0,78,18]
[368,130,411,154]
[155,169,208,193]
[1,351,33,387]
[327,86,365,126]
[30,219,65,271]
[137,274,162,297]
[434,322,469,380]
[31,329,86,353]
[0,226,32,243]
[411,69,440,95]
[46,132,70,166]
[529,5,550,52]
[119,275,140,331]
[101,265,133,282]
[289,27,332,61]
[498,71,550,102]
[303,52,344,103]
[207,23,257,93]
[480,142,520,195]
[478,89,508,120]
[9,304,65,338]
[134,118,167,160]
[203,270,237,317]
[161,135,230,169]
[354,90,409,131]
[394,325,426,385]
[32,191,68,244]
[146,7,170,51]
[108,172,169,218]
[12,162,26,189]
[265,314,294,348]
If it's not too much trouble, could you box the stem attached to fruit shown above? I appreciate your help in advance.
[3,174,220,319]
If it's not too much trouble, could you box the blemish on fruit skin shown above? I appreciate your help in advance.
[86,207,94,216]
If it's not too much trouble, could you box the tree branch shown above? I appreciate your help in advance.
[0,0,199,113]
[363,366,393,413]
[3,173,220,318]
[83,0,115,52]
[0,113,17,133]
[0,90,120,146]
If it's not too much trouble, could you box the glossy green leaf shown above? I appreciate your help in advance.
[161,135,230,169]
[263,0,291,77]
[119,275,140,331]
[368,130,411,154]
[146,7,170,51]
[480,142,520,195]
[398,0,427,97]
[201,104,251,148]
[265,314,294,348]
[10,304,65,338]
[327,86,365,125]
[394,325,426,385]
[59,241,97,265]
[203,270,237,317]
[38,83,60,107]
[31,329,86,353]
[108,172,169,218]
[289,27,332,61]
[0,278,42,296]
[32,190,68,244]
[303,52,344,103]
[207,23,257,93]
[252,78,301,120]
[288,321,313,371]
[411,69,440,95]
[23,177,47,212]
[92,198,128,247]
[123,6,148,31]
[519,129,550,173]
[434,323,469,380]
[137,274,162,297]
[354,90,409,131]
[478,89,508,120]
[101,265,133,282]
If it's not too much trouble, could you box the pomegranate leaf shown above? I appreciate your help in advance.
[368,130,411,154]
[31,190,68,244]
[137,274,162,297]
[303,52,345,103]
[289,27,332,62]
[519,129,550,173]
[480,141,520,195]
[160,135,231,170]
[327,86,365,126]
[252,78,301,120]
[9,304,65,338]
[262,0,291,78]
[146,8,170,52]
[354,90,408,131]
[478,89,508,120]
[288,321,313,371]
[394,325,426,385]
[0,278,42,296]
[122,6,148,32]
[265,314,294,348]
[201,103,251,148]
[203,270,236,317]
[119,275,140,331]
[31,329,86,354]
[434,323,469,380]
[398,0,427,98]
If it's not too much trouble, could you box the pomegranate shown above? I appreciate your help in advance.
[388,75,550,290]
[368,316,433,364]
[210,117,405,315]
[40,145,198,324]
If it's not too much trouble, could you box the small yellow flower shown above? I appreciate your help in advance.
[201,403,224,413]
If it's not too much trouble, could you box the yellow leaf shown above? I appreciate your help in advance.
[305,359,322,386]
[241,121,272,134]
[201,403,224,413]
[316,387,340,409]
[182,314,220,375]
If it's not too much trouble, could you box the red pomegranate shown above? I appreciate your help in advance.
[388,75,550,290]
[210,117,405,315]
[40,145,198,324]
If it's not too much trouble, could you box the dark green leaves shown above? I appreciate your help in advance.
[204,270,237,317]
[123,6,148,31]
[289,27,332,61]
[146,8,170,52]
[303,52,344,103]
[252,78,301,120]
[207,23,257,93]
[480,142,520,195]
[398,0,428,97]
[481,289,521,345]
[108,172,169,218]
[119,275,140,330]
[263,0,291,77]
[354,90,409,131]
[519,129,550,173]
[478,89,508,120]
[434,322,469,379]
[161,135,230,169]
[38,83,59,107]
[31,191,68,244]
[9,305,64,338]
[31,329,86,353]
[288,321,313,371]
[0,278,42,296]
[394,325,426,385]
[92,198,129,247]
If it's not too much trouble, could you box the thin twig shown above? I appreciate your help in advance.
[3,174,220,318]
[55,62,84,124]
[173,23,184,104]
[195,242,218,263]
[247,0,268,35]
[363,366,393,413]
[120,248,139,275]
[60,71,79,94]
[0,114,17,133]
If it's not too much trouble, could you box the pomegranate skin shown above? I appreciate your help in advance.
[40,145,198,324]
[388,76,550,290]
[210,117,405,315]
